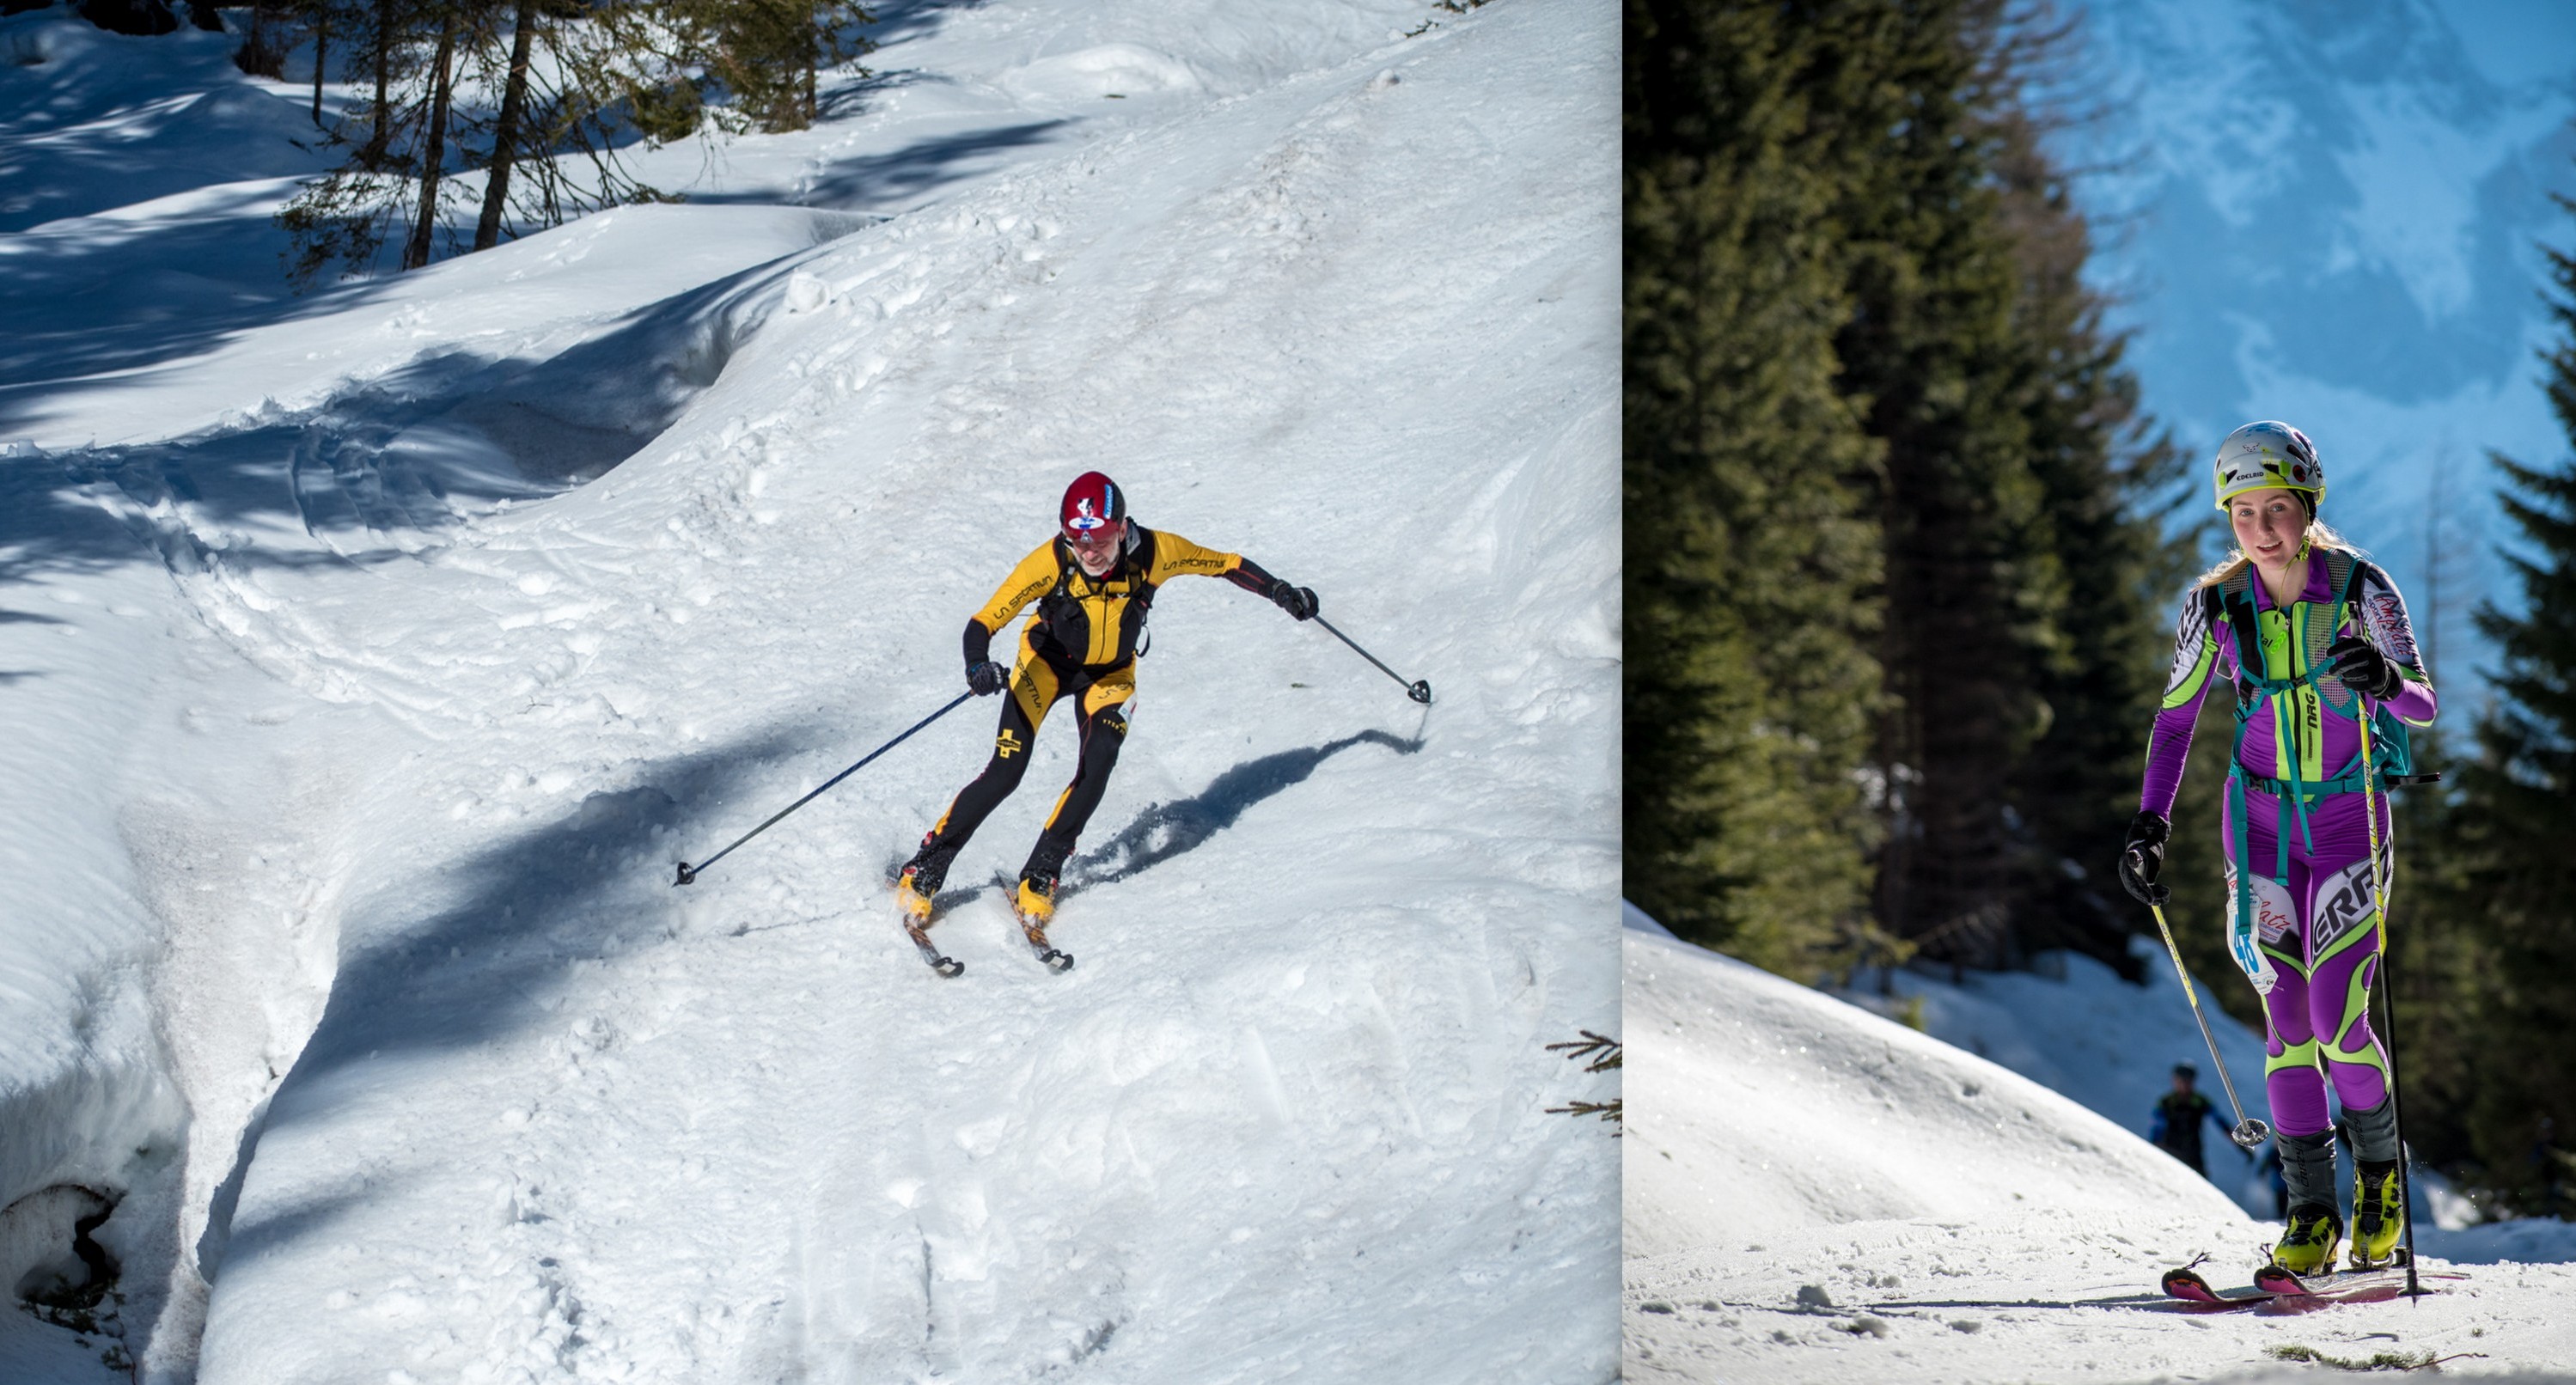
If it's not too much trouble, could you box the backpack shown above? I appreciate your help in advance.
[2208,549,2434,987]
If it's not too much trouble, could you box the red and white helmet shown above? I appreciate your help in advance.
[1059,471,1128,542]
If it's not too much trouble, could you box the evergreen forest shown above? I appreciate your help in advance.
[1627,0,2576,1215]
[30,0,883,282]
[1627,0,2188,981]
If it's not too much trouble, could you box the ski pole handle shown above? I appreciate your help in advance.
[1313,613,1432,705]
[675,689,975,887]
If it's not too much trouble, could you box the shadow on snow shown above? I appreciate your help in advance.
[0,247,793,588]
[199,723,822,1284]
[1068,729,1425,892]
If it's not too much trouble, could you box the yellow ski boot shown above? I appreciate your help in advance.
[2271,1204,2343,1276]
[1013,872,1073,972]
[895,869,934,924]
[894,848,962,977]
[2349,1160,2405,1269]
[1013,874,1055,927]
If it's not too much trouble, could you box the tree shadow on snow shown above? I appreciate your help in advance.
[0,248,795,588]
[1065,729,1424,893]
[862,0,986,48]
[688,119,1070,214]
[0,194,404,430]
[191,722,831,1284]
[0,0,1004,438]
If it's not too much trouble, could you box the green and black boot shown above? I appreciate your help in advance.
[2271,1127,2343,1273]
[2273,1204,2344,1276]
[2342,1096,2406,1269]
[2350,1160,2405,1268]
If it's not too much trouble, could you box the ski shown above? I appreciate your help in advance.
[1012,902,1074,972]
[903,916,966,978]
[2160,1264,2271,1305]
[998,870,1074,971]
[891,864,965,977]
[2253,1255,2436,1299]
[2161,1254,2451,1308]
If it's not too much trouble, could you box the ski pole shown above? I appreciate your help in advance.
[1313,613,1432,705]
[2359,711,2424,1298]
[674,690,974,887]
[2369,937,2422,1297]
[2146,902,2272,1151]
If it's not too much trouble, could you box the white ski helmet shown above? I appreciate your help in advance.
[2213,421,2324,512]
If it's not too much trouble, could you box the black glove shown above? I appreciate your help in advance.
[1270,582,1318,622]
[967,660,1008,697]
[2326,634,2402,700]
[2117,810,2170,906]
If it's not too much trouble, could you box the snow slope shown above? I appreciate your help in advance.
[1623,918,2576,1383]
[1832,934,2576,1260]
[1837,939,2283,1220]
[0,1,1618,1379]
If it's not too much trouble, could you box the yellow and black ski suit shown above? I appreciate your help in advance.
[917,525,1287,885]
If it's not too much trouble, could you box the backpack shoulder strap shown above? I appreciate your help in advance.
[2326,547,2362,617]
[2215,564,2269,709]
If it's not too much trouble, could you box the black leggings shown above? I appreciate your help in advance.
[922,650,1132,881]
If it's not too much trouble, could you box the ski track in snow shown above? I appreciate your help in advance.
[2,2,1616,1381]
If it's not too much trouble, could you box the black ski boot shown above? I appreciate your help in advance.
[2272,1127,2344,1272]
[896,839,959,924]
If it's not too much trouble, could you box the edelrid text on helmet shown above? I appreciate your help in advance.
[2213,421,2324,511]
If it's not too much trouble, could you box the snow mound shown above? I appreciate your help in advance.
[1003,44,1206,103]
[1623,918,2576,1382]
[1832,938,2281,1217]
[1623,930,2240,1260]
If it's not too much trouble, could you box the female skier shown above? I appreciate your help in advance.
[2116,421,2438,1275]
[894,472,1316,964]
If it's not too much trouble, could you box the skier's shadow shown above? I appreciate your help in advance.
[1065,729,1424,892]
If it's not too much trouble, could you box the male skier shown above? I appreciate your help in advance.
[894,472,1316,967]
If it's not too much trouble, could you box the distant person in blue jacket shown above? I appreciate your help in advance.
[2150,1063,2240,1181]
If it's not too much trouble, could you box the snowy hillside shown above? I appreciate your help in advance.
[1821,917,2576,1257]
[0,3,1619,1381]
[1622,920,2576,1383]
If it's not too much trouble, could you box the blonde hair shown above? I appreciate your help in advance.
[2193,517,2361,589]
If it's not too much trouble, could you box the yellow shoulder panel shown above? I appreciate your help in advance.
[1146,529,1242,585]
[975,541,1061,631]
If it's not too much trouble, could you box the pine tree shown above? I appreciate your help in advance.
[2447,198,2576,1209]
[618,0,876,138]
[1806,0,2066,969]
[472,0,540,250]
[278,0,708,285]
[1624,0,1888,976]
[1987,82,2193,975]
[399,0,461,271]
[1625,0,2181,981]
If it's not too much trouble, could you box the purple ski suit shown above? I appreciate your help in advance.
[2140,551,2437,1140]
